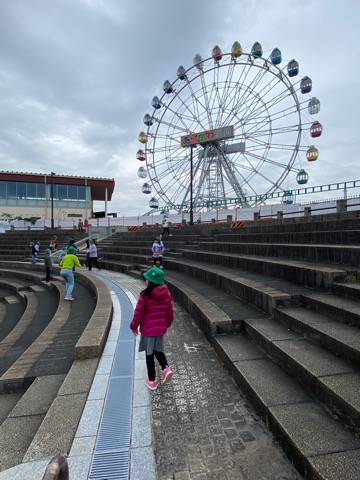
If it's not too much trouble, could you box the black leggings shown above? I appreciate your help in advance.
[146,350,168,381]
[153,256,163,266]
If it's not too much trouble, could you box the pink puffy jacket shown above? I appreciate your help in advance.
[130,284,174,336]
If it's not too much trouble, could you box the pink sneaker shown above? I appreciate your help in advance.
[144,378,158,391]
[161,366,173,385]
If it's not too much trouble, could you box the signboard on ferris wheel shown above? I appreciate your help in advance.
[180,125,234,147]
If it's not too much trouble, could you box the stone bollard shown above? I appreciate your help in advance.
[304,207,311,217]
[277,211,283,220]
[182,219,186,226]
[227,215,232,224]
[142,222,147,226]
[253,212,260,221]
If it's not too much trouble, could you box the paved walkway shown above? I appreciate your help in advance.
[0,271,302,479]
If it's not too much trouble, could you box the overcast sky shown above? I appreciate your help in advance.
[0,0,359,215]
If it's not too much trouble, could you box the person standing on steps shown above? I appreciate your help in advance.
[130,267,174,391]
[88,239,101,271]
[44,248,52,283]
[30,242,37,264]
[161,216,172,236]
[84,239,90,268]
[49,235,58,251]
[67,237,78,254]
[58,246,67,263]
[59,246,81,301]
[151,236,164,269]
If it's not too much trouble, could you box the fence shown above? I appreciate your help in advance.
[1,196,360,233]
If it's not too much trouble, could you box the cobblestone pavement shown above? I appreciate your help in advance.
[149,304,303,480]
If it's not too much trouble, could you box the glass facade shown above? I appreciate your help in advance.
[0,181,89,208]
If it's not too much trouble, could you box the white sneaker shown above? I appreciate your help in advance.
[65,296,74,301]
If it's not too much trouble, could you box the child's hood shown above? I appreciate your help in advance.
[151,284,170,301]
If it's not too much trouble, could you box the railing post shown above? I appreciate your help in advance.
[42,455,69,480]
[336,199,347,213]
[304,207,311,217]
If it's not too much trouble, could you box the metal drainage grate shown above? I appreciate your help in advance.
[90,451,129,480]
[89,278,135,480]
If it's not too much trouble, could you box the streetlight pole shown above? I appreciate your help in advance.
[50,172,55,229]
[189,145,194,225]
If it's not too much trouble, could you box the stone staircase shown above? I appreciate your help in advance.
[0,229,88,261]
[0,262,112,473]
[94,212,360,479]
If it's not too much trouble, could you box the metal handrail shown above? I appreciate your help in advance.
[42,455,69,480]
[258,200,360,220]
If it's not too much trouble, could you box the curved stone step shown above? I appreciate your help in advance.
[159,269,360,478]
[301,291,360,327]
[213,335,360,479]
[193,241,360,266]
[243,316,360,433]
[274,305,360,367]
[179,249,352,290]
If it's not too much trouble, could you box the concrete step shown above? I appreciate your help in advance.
[331,281,360,300]
[213,334,360,478]
[273,305,360,368]
[213,230,360,245]
[160,269,360,478]
[0,260,112,473]
[243,316,360,432]
[23,359,98,463]
[193,241,360,266]
[179,249,354,290]
[300,291,360,328]
[0,374,65,473]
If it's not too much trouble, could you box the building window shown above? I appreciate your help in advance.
[7,182,16,198]
[68,185,78,200]
[27,183,37,199]
[78,186,86,200]
[37,183,46,199]
[0,180,90,204]
[0,182,6,199]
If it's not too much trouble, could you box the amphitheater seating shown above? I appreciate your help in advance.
[92,211,360,477]
[1,211,360,477]
[0,261,112,472]
[0,229,87,261]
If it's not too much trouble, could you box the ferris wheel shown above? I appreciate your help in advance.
[136,41,322,211]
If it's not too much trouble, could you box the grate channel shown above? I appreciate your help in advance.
[89,278,135,480]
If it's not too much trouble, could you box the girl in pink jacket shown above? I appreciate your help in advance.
[130,267,174,391]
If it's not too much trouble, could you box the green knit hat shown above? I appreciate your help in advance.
[156,236,162,241]
[45,248,51,253]
[67,246,77,254]
[143,267,165,285]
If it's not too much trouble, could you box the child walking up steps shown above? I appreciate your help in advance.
[130,267,174,391]
[151,235,164,269]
